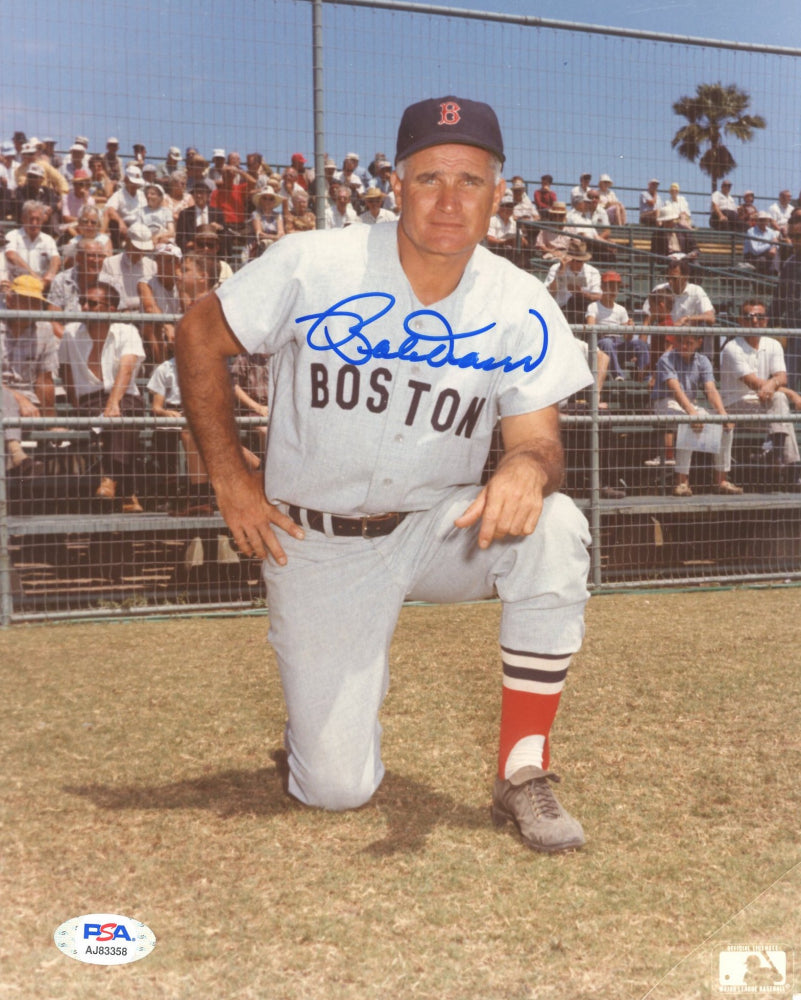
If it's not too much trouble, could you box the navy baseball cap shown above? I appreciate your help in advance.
[395,96,505,165]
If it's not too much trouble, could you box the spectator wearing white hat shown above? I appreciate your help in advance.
[667,183,693,229]
[639,178,662,226]
[15,141,68,196]
[737,190,758,233]
[141,163,159,186]
[104,164,148,245]
[333,153,365,201]
[60,143,88,185]
[99,221,157,310]
[0,140,17,195]
[102,137,122,184]
[12,163,61,232]
[566,191,617,264]
[158,146,182,181]
[510,176,538,222]
[597,174,627,225]
[40,137,61,171]
[12,142,36,188]
[137,182,176,246]
[208,149,227,188]
[323,156,338,199]
[487,191,523,263]
[0,143,15,223]
[586,189,612,236]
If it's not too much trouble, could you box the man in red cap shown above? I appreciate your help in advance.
[176,96,593,853]
[587,271,649,380]
[290,152,313,192]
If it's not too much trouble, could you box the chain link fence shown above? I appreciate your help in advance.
[2,0,801,622]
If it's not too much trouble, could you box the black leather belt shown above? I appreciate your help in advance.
[287,504,408,539]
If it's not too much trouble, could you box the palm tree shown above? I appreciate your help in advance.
[671,82,766,192]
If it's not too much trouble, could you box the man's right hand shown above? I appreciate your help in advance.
[16,397,41,418]
[213,469,304,565]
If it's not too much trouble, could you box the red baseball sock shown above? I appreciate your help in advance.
[498,647,572,779]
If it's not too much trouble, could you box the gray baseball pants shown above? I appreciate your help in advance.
[264,488,590,810]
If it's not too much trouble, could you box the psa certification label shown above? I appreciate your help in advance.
[54,913,156,966]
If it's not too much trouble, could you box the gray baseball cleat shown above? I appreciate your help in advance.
[491,765,586,853]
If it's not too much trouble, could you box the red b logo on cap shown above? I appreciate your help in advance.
[438,101,461,126]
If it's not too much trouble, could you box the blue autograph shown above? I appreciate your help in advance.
[295,292,549,374]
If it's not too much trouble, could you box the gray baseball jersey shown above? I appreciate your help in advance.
[216,221,591,516]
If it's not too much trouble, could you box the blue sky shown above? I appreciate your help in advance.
[459,0,801,49]
[3,0,800,217]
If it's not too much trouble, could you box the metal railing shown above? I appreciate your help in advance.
[4,303,801,622]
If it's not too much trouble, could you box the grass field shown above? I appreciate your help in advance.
[2,589,800,1000]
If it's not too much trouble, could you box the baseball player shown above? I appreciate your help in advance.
[175,96,593,853]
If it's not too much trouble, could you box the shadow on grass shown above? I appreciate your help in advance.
[63,750,489,855]
[366,770,489,856]
[63,759,291,820]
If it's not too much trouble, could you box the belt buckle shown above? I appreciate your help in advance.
[361,512,398,538]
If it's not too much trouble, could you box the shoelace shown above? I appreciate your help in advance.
[526,778,561,820]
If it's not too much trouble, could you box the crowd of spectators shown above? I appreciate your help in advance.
[2,133,801,513]
[546,241,801,498]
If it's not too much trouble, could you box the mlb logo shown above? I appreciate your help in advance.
[717,947,791,994]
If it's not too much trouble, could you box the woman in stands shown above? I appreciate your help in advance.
[249,187,284,257]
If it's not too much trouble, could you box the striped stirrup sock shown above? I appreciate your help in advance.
[498,647,573,779]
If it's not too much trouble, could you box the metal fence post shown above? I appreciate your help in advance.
[0,384,11,627]
[313,0,326,230]
[588,327,603,589]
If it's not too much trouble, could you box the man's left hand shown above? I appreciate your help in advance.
[454,452,547,549]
